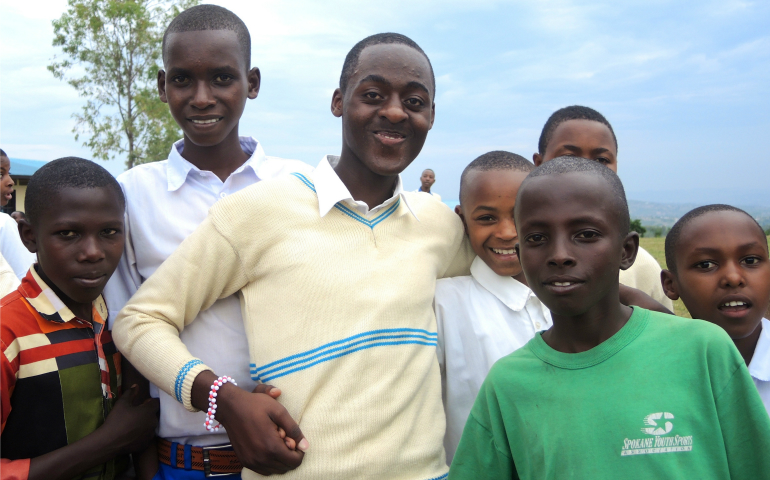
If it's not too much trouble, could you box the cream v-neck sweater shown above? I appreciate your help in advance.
[113,172,473,480]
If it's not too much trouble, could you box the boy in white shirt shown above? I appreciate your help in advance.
[103,5,309,479]
[661,204,770,414]
[435,151,552,464]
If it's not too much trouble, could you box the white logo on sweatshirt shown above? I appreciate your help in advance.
[621,412,693,456]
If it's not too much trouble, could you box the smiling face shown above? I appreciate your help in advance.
[662,211,770,339]
[159,30,259,148]
[535,119,618,172]
[332,43,435,177]
[21,187,124,317]
[515,172,637,316]
[1,155,14,207]
[459,169,530,277]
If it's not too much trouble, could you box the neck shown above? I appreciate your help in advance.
[34,265,93,322]
[180,127,249,182]
[542,289,632,353]
[733,321,762,366]
[513,271,528,286]
[421,186,431,193]
[334,148,399,209]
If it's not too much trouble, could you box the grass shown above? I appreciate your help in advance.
[640,236,770,319]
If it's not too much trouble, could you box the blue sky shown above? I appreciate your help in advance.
[1,0,769,205]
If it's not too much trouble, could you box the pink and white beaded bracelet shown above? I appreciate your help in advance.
[204,375,237,432]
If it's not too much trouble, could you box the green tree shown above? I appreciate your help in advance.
[629,219,647,237]
[49,0,198,169]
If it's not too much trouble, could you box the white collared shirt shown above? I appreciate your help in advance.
[434,256,552,464]
[749,318,770,415]
[104,137,311,446]
[313,155,419,219]
[0,212,35,280]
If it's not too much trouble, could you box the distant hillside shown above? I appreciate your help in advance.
[629,200,770,228]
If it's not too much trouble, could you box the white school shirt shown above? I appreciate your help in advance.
[434,256,552,464]
[0,213,35,280]
[314,155,418,219]
[749,318,770,416]
[104,137,311,446]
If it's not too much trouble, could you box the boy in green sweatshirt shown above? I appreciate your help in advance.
[449,156,770,480]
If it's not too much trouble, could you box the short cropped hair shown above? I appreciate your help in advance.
[162,5,251,67]
[25,157,125,225]
[664,204,767,274]
[0,149,7,157]
[459,151,534,205]
[538,105,618,155]
[521,155,629,235]
[339,33,435,98]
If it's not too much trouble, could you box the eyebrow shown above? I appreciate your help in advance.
[471,205,497,213]
[691,242,765,255]
[358,75,431,95]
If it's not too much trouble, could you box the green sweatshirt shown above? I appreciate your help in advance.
[449,308,770,480]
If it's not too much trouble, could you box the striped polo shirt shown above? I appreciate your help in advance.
[1,268,127,480]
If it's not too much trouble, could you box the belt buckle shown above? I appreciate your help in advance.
[202,443,234,477]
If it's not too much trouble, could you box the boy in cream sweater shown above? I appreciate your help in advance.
[114,33,473,480]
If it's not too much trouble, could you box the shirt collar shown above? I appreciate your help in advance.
[20,267,108,325]
[749,317,770,382]
[166,136,266,192]
[470,256,537,312]
[312,155,418,220]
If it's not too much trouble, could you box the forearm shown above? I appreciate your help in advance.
[112,215,247,411]
[26,426,120,480]
[619,284,673,315]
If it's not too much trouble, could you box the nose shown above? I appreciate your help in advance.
[547,235,575,268]
[78,235,106,263]
[496,218,517,242]
[191,80,216,109]
[720,261,745,288]
[379,95,408,124]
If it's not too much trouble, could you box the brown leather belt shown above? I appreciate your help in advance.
[158,438,242,477]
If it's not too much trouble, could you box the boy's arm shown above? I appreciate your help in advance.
[618,284,673,315]
[448,383,518,479]
[113,212,307,474]
[104,212,143,328]
[712,344,770,478]
[3,347,158,480]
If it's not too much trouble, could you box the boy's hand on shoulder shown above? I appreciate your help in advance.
[101,384,160,455]
[619,284,673,315]
[215,382,308,475]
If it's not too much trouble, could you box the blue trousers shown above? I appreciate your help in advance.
[152,463,242,479]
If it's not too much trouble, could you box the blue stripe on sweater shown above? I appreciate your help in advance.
[250,328,438,383]
[290,172,401,229]
[426,474,448,480]
[174,359,202,403]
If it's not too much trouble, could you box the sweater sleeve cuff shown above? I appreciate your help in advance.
[173,359,210,412]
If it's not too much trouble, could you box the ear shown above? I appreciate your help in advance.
[158,70,168,104]
[331,88,344,118]
[429,102,436,130]
[247,67,261,100]
[18,219,38,254]
[455,205,469,236]
[532,152,543,167]
[660,269,680,301]
[619,231,639,271]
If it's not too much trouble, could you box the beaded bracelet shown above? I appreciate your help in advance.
[204,375,237,432]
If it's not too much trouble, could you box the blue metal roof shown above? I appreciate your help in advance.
[8,158,48,177]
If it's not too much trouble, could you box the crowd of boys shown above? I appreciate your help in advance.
[1,4,769,480]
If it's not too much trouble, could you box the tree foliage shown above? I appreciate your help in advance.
[629,219,647,237]
[49,0,198,169]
